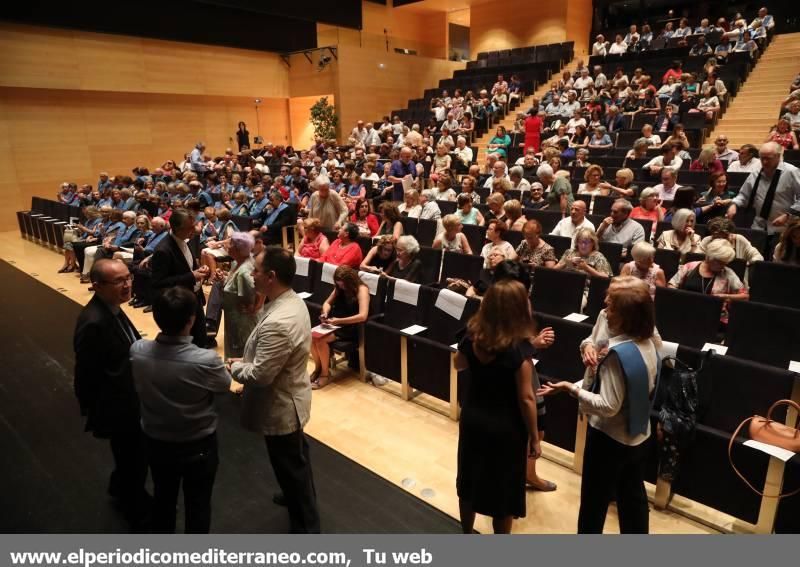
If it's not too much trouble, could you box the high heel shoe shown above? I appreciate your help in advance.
[58,266,69,273]
[311,375,330,390]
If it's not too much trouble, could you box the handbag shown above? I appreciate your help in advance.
[728,399,800,498]
[63,227,77,244]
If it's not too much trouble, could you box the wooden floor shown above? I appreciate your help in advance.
[0,230,718,534]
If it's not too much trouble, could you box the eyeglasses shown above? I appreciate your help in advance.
[98,275,133,286]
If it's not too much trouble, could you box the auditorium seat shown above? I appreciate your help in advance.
[749,261,800,309]
[440,251,484,286]
[654,287,722,347]
[654,248,680,281]
[725,301,800,369]
[534,313,593,452]
[531,267,586,317]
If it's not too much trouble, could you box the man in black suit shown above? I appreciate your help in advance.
[73,259,149,529]
[150,208,209,347]
[258,189,295,246]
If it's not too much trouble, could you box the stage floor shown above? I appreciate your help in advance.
[0,231,717,534]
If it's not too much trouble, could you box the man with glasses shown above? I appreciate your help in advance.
[73,259,150,531]
[714,135,739,163]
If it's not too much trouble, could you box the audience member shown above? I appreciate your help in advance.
[656,208,702,258]
[319,223,364,269]
[620,242,666,298]
[310,265,370,390]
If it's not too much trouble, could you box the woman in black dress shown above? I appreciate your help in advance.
[455,279,541,533]
[311,265,369,390]
[236,121,250,151]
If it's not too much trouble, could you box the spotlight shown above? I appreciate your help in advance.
[318,55,332,71]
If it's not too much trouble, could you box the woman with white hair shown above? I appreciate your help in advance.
[668,239,748,322]
[655,208,701,258]
[384,235,423,283]
[620,242,666,298]
[217,231,264,359]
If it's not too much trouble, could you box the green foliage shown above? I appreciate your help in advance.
[309,96,339,142]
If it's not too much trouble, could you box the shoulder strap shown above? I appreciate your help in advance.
[599,341,660,436]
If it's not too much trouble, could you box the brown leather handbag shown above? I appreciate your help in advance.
[728,399,800,498]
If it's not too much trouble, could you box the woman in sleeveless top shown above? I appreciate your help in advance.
[433,214,473,254]
[620,242,666,298]
[767,119,799,150]
[296,217,330,260]
[360,235,397,273]
[310,265,370,390]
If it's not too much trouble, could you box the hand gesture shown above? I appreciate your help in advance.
[532,327,555,349]
[602,216,613,227]
[229,381,244,395]
[773,213,789,227]
[582,344,598,368]
[536,380,572,397]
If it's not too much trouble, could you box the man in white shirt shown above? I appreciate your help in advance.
[364,122,381,147]
[573,68,594,90]
[727,144,761,174]
[551,201,594,241]
[608,35,628,55]
[593,65,608,89]
[545,99,564,116]
[443,113,460,133]
[714,135,739,162]
[623,25,640,45]
[651,168,682,201]
[592,35,608,56]
[350,121,368,145]
[596,199,646,254]
[483,159,510,188]
[643,144,683,176]
[454,136,473,169]
[750,7,774,31]
[641,124,661,147]
[562,91,581,116]
[728,142,800,234]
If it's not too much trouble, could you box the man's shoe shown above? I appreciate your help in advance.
[272,492,287,507]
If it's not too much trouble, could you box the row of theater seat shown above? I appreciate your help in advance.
[290,260,800,532]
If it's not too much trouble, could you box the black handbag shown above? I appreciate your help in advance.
[655,351,710,482]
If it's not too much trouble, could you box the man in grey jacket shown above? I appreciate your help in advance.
[228,246,320,533]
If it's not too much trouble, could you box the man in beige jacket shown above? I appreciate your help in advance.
[228,246,320,533]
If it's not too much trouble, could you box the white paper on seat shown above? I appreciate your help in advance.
[295,256,310,277]
[563,313,589,322]
[401,324,428,335]
[359,271,380,295]
[744,440,796,462]
[659,340,679,360]
[789,360,800,374]
[702,343,728,355]
[435,288,468,319]
[393,279,421,306]
[321,262,337,284]
[296,291,312,299]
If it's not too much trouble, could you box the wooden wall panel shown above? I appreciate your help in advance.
[315,2,448,59]
[0,88,290,231]
[470,1,568,59]
[0,23,290,98]
[289,53,338,98]
[334,44,464,137]
[566,0,593,56]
